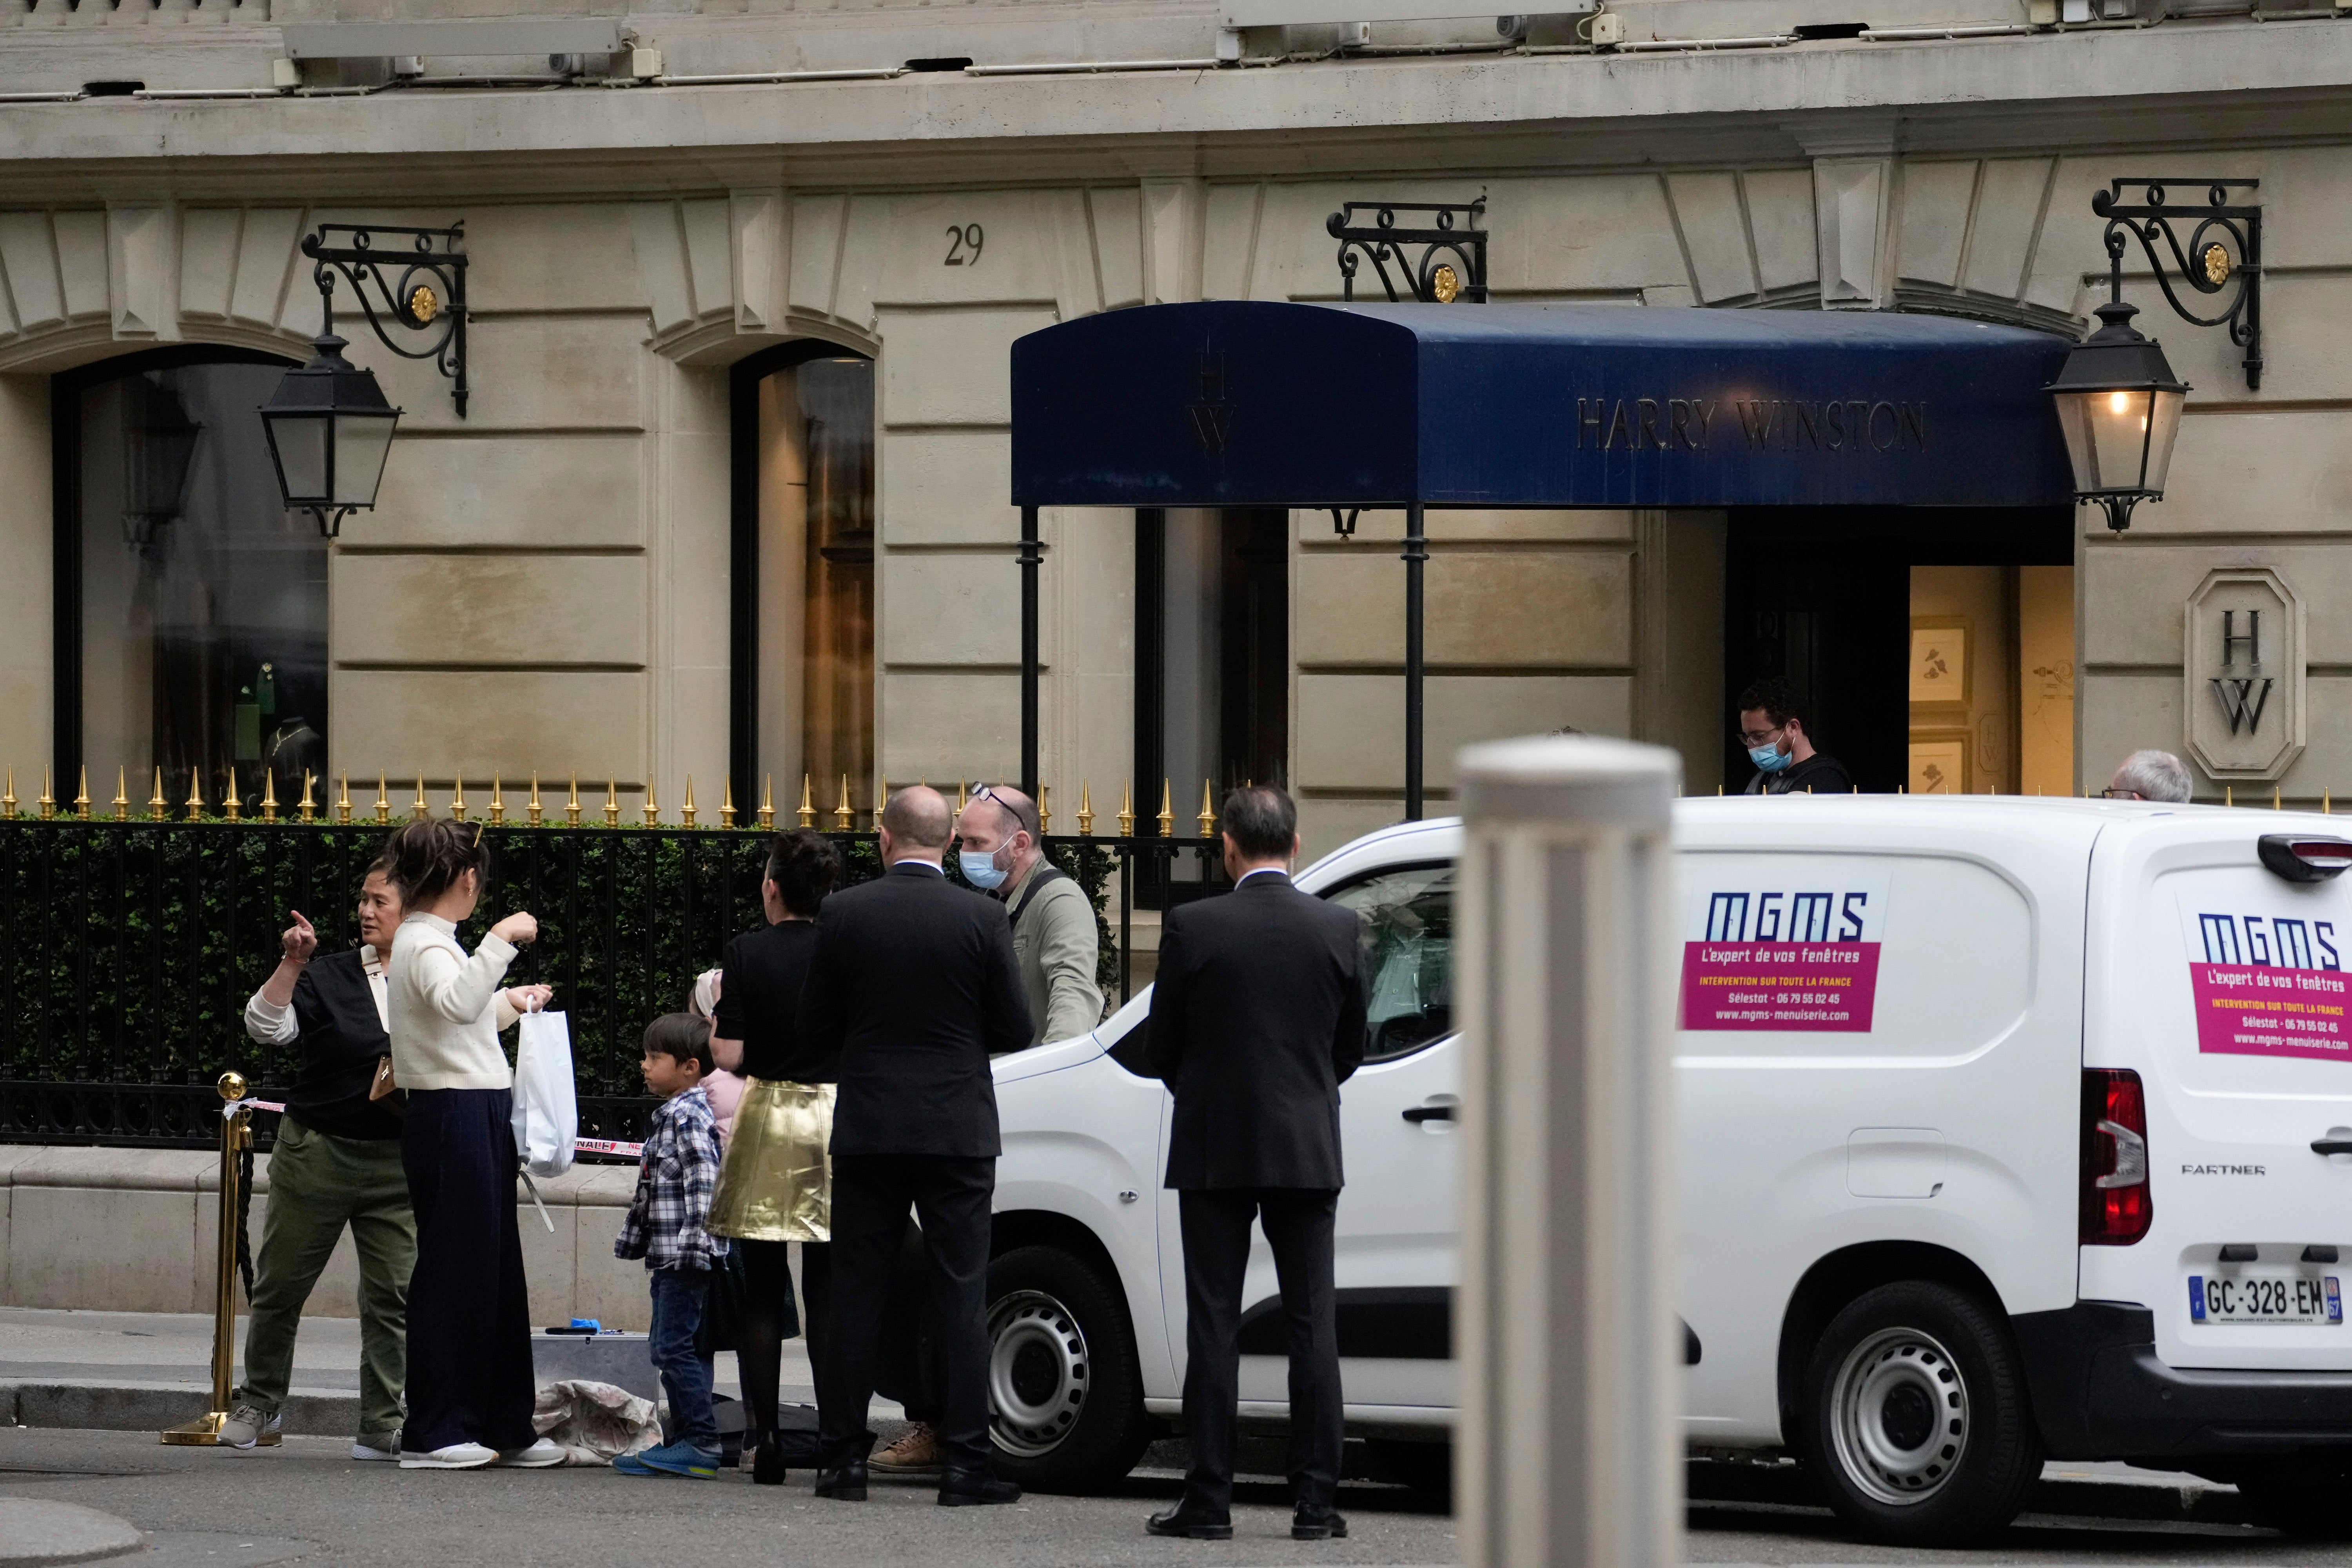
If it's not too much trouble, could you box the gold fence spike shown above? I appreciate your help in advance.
[223,773,241,820]
[335,771,352,825]
[1118,779,1134,838]
[113,766,130,821]
[185,767,204,819]
[956,780,969,815]
[681,776,698,829]
[2227,784,2235,808]
[1,766,15,818]
[412,778,429,821]
[1078,782,1094,836]
[528,773,544,827]
[721,777,735,829]
[2276,786,2284,810]
[1197,778,1216,838]
[489,777,505,826]
[793,774,811,829]
[874,773,887,831]
[1156,778,1173,838]
[605,779,619,827]
[151,767,168,819]
[374,775,390,824]
[835,774,852,831]
[38,765,55,820]
[566,777,581,826]
[74,766,91,821]
[643,778,661,827]
[450,777,468,823]
[259,769,278,822]
[297,769,316,822]
[762,774,782,830]
[1040,785,1051,835]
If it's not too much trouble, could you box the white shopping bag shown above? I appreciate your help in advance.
[513,1007,578,1180]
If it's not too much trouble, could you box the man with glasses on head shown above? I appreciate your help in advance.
[1736,676,1854,796]
[953,784,1101,1049]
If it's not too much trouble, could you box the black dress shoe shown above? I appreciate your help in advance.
[813,1460,868,1501]
[750,1432,786,1486]
[1292,1505,1349,1541]
[1146,1504,1234,1541]
[937,1466,1022,1506]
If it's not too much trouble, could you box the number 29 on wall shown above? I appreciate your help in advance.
[944,223,984,266]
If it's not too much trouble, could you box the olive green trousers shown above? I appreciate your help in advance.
[234,1116,416,1438]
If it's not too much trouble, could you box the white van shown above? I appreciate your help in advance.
[980,796,2352,1545]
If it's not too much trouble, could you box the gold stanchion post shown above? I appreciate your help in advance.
[161,1072,257,1445]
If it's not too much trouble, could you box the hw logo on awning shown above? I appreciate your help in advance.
[1188,352,1232,456]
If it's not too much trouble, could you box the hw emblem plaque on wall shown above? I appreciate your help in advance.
[2185,566,2305,782]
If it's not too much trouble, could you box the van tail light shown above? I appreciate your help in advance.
[2082,1068,2152,1246]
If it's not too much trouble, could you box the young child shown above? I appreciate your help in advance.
[612,1013,730,1479]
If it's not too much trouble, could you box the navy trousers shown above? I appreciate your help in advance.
[400,1088,538,1455]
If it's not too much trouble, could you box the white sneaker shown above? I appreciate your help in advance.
[218,1404,282,1450]
[492,1437,565,1469]
[352,1432,401,1462]
[399,1442,497,1470]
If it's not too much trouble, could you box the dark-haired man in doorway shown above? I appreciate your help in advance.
[1737,676,1855,795]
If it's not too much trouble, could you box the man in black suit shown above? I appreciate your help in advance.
[1145,785,1368,1542]
[798,785,1034,1506]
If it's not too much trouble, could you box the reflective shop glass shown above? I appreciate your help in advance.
[79,360,328,813]
[1327,863,1455,1062]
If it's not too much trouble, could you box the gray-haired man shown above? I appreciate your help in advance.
[2103,749,2193,803]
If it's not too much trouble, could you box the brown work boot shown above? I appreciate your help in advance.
[869,1422,944,1477]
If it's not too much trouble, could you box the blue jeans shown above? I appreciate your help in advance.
[649,1266,718,1452]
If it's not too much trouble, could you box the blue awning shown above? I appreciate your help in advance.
[1009,300,2076,510]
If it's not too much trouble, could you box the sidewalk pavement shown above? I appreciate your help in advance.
[0,1307,896,1438]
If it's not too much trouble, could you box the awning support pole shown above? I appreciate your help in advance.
[1020,503,1041,799]
[1404,500,1426,821]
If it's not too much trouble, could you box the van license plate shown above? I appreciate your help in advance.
[2189,1273,2342,1325]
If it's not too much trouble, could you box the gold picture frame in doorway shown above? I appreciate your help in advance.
[1909,617,1971,706]
[1908,731,1971,796]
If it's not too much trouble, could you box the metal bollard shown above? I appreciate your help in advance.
[1456,736,1681,1568]
[161,1072,256,1445]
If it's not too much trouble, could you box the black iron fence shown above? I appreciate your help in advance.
[0,816,1225,1150]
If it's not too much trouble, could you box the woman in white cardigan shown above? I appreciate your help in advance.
[382,818,562,1471]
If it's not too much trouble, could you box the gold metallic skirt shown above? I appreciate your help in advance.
[708,1078,835,1243]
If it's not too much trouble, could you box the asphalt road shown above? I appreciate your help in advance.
[8,1428,2352,1568]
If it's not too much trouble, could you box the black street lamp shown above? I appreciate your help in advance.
[258,332,402,538]
[2047,178,2258,532]
[2045,297,2187,534]
[257,221,466,537]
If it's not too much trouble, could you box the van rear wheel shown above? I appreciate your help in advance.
[1798,1281,2041,1547]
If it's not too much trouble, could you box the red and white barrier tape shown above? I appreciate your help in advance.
[572,1136,646,1159]
[224,1097,287,1117]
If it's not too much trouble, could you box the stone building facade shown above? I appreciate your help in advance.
[1,2,2348,864]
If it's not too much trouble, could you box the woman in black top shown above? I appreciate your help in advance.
[707,829,840,1485]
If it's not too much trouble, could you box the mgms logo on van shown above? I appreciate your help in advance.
[2176,897,2352,1064]
[1680,874,1892,1033]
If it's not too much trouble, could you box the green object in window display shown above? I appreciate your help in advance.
[234,688,261,762]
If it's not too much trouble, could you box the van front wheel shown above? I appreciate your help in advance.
[1798,1281,2041,1547]
[984,1245,1152,1493]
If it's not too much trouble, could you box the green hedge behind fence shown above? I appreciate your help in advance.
[0,818,1133,1147]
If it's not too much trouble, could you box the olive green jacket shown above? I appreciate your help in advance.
[1005,858,1103,1047]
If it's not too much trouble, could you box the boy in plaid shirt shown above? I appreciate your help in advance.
[614,1013,729,1479]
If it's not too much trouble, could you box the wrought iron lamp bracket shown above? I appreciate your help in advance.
[1327,199,1488,304]
[2091,178,2261,390]
[301,222,470,416]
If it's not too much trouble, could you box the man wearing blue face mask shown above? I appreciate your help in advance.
[954,785,1103,1047]
[1736,677,1855,795]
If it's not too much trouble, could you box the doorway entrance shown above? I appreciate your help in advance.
[1721,508,2075,795]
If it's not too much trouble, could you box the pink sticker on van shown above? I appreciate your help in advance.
[2179,904,2352,1063]
[1681,940,1883,1031]
[1679,875,1892,1032]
